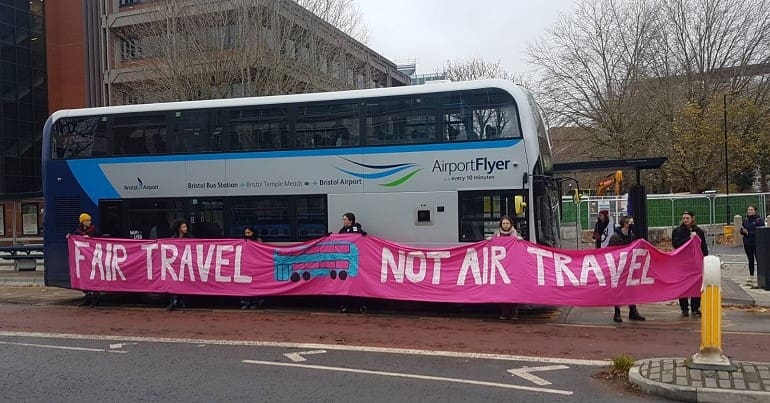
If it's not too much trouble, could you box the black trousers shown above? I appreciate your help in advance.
[679,297,701,313]
[744,243,757,276]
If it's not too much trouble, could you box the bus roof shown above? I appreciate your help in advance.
[48,79,526,121]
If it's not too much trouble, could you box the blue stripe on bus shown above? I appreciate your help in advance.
[66,160,120,203]
[73,139,521,165]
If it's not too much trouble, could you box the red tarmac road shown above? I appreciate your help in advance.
[1,288,768,362]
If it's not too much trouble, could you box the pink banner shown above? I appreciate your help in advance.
[68,234,704,307]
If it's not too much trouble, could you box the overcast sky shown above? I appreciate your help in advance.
[358,0,576,76]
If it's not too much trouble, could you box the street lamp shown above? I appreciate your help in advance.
[723,94,729,224]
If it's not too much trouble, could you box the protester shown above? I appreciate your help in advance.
[167,219,191,311]
[68,213,99,307]
[671,210,708,317]
[740,205,764,286]
[608,216,646,323]
[240,226,264,310]
[592,210,610,248]
[494,215,519,320]
[338,212,367,313]
[339,212,366,235]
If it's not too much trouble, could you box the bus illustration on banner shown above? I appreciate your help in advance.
[273,241,359,282]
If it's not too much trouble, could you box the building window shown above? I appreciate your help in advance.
[120,38,142,60]
[22,203,39,236]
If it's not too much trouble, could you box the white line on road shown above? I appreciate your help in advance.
[283,350,327,362]
[242,360,573,395]
[0,331,609,366]
[507,365,569,386]
[0,340,106,352]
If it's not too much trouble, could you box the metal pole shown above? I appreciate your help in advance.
[11,201,17,246]
[724,94,730,224]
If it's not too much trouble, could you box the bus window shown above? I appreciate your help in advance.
[443,90,520,142]
[52,116,108,159]
[173,110,225,153]
[296,103,359,149]
[112,114,167,156]
[366,95,437,145]
[229,107,287,151]
[458,191,525,241]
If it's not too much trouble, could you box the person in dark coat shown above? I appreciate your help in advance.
[671,210,708,317]
[338,212,367,313]
[339,212,366,235]
[608,216,646,323]
[166,219,191,311]
[592,210,610,248]
[740,205,764,286]
[240,226,265,310]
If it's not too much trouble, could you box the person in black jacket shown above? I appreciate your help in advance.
[240,226,264,310]
[338,212,367,313]
[608,216,645,323]
[166,219,191,311]
[740,205,764,285]
[671,210,708,317]
[339,212,366,235]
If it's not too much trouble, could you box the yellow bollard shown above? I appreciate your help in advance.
[687,255,735,370]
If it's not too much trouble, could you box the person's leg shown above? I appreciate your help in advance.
[745,243,756,278]
[613,306,622,322]
[679,298,689,316]
[691,297,701,316]
[629,305,645,321]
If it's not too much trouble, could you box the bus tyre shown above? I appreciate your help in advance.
[339,271,348,280]
[302,271,311,281]
[330,271,337,279]
[290,272,300,282]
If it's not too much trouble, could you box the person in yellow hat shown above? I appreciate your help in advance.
[67,212,99,307]
[66,213,97,238]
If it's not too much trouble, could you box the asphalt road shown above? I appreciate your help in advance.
[0,334,667,402]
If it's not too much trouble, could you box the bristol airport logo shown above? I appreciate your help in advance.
[334,157,421,187]
[123,177,159,191]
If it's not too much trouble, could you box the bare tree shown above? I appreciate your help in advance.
[528,0,770,193]
[295,0,370,44]
[113,0,369,103]
[441,57,512,82]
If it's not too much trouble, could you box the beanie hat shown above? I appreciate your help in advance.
[79,213,92,224]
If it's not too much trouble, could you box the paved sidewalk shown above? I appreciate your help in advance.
[710,245,770,307]
[630,358,770,402]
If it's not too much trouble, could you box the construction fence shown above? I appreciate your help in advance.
[561,193,770,230]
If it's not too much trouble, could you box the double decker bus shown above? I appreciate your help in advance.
[42,80,561,288]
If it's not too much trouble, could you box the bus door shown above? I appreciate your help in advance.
[190,198,225,238]
[99,200,127,238]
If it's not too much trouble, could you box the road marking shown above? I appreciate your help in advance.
[0,340,105,352]
[283,350,327,362]
[0,331,609,366]
[507,365,569,385]
[242,360,573,395]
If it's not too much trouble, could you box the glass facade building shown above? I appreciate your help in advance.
[0,0,46,195]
